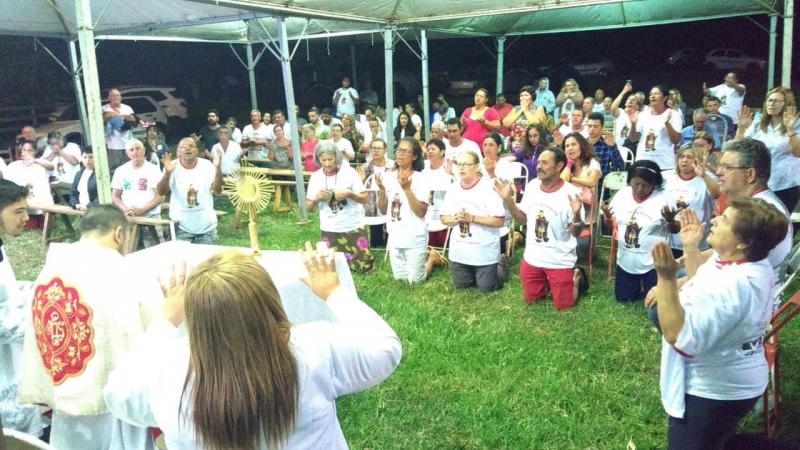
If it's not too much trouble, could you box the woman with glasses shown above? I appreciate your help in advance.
[601,160,680,304]
[650,198,787,450]
[737,86,800,212]
[440,149,507,292]
[305,141,374,273]
[375,137,429,283]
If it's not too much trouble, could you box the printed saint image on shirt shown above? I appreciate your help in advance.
[645,130,656,151]
[534,210,549,243]
[138,178,148,191]
[391,194,402,221]
[624,216,641,248]
[676,196,689,211]
[458,217,472,238]
[186,184,198,207]
[328,194,345,214]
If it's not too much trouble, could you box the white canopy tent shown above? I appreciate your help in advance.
[0,0,793,222]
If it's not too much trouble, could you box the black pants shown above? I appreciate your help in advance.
[614,266,657,303]
[668,394,759,450]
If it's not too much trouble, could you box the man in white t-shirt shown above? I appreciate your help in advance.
[333,77,359,117]
[156,137,222,244]
[240,109,270,158]
[41,131,82,184]
[102,88,136,171]
[266,110,292,142]
[554,109,588,145]
[715,138,792,284]
[211,127,244,176]
[703,73,745,125]
[111,138,163,218]
[444,118,481,165]
[497,148,586,310]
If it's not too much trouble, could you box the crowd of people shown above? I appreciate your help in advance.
[1,71,799,449]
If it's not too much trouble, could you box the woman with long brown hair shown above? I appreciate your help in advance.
[104,248,401,449]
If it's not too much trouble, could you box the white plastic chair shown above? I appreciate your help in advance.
[706,114,729,146]
[361,174,387,227]
[2,428,56,450]
[618,145,635,169]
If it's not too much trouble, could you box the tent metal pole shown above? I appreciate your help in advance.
[276,16,309,223]
[781,0,794,87]
[350,44,358,88]
[68,40,90,142]
[75,0,111,204]
[768,14,777,90]
[421,29,430,141]
[495,36,506,95]
[246,43,258,110]
[384,27,395,155]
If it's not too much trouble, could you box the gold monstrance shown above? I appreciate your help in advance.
[223,165,274,254]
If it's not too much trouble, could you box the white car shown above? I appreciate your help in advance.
[36,95,171,147]
[704,49,766,71]
[102,85,188,120]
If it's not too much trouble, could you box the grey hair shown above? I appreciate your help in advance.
[692,108,707,119]
[430,120,445,131]
[313,140,342,167]
[722,138,771,186]
[125,138,144,151]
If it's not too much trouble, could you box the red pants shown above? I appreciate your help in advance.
[519,259,575,310]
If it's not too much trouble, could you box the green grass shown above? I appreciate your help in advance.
[7,198,799,449]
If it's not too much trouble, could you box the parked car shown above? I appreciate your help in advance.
[704,49,766,71]
[666,48,701,66]
[35,95,171,148]
[101,85,188,120]
[572,58,614,76]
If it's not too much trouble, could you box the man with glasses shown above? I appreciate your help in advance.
[714,138,791,279]
[157,137,222,244]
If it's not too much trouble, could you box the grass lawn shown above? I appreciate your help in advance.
[6,197,799,449]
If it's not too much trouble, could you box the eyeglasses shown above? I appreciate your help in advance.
[767,99,785,103]
[395,148,413,155]
[455,162,478,167]
[717,164,750,172]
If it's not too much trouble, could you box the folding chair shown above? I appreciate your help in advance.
[2,428,56,449]
[498,161,529,258]
[362,174,388,258]
[595,171,627,239]
[763,290,800,437]
[705,114,729,146]
[618,145,635,169]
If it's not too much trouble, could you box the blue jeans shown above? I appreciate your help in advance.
[176,228,219,245]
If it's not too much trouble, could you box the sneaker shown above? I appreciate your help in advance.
[497,254,510,281]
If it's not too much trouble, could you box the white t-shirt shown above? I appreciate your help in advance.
[111,161,163,217]
[710,83,745,124]
[230,127,242,143]
[102,103,135,150]
[333,138,355,161]
[745,121,800,191]
[609,186,671,274]
[382,171,429,249]
[241,123,270,157]
[168,159,218,235]
[558,124,588,139]
[614,109,634,145]
[635,108,682,171]
[211,141,243,176]
[660,255,773,418]
[752,190,792,275]
[664,173,713,251]
[334,87,359,117]
[444,139,482,164]
[439,177,505,266]
[42,143,82,184]
[306,165,365,233]
[520,180,583,269]
[3,161,53,212]
[421,162,453,224]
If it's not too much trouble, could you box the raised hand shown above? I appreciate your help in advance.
[737,105,753,129]
[601,201,614,220]
[158,262,188,327]
[783,105,799,130]
[398,172,412,191]
[568,194,582,217]
[652,241,680,280]
[493,178,514,201]
[604,131,616,147]
[300,241,340,301]
[679,208,705,251]
[161,152,176,172]
[661,205,679,223]
[212,147,222,167]
[375,172,385,191]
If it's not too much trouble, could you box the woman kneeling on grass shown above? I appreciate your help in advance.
[104,246,402,449]
[305,141,374,273]
[376,137,429,283]
[439,149,508,292]
[649,198,787,450]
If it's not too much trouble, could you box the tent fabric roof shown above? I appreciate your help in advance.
[0,0,782,43]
